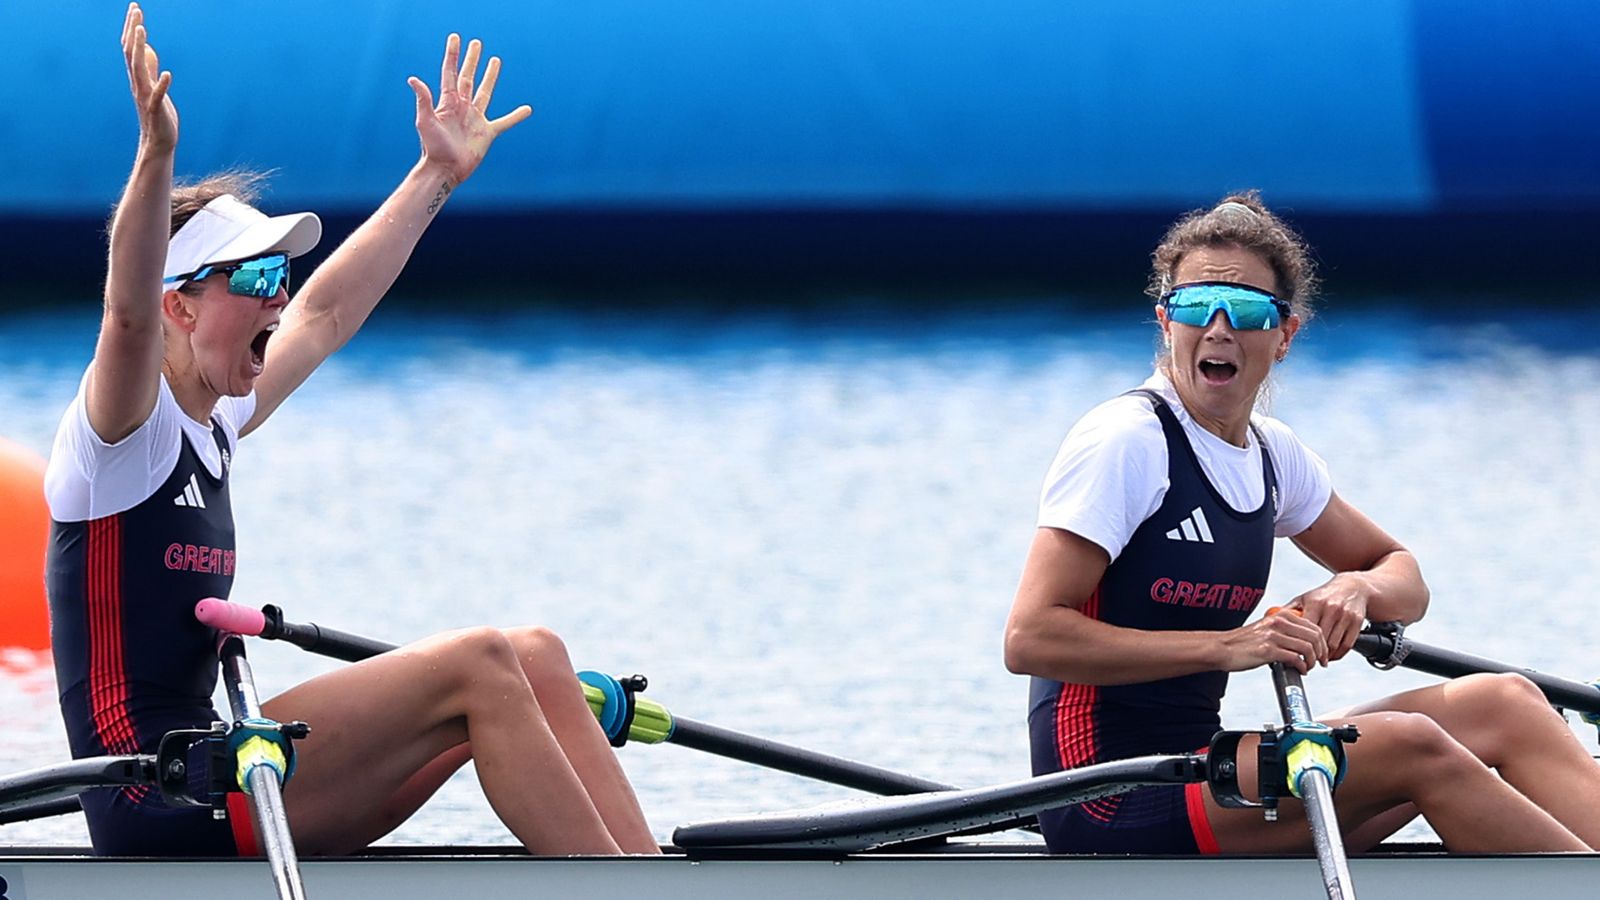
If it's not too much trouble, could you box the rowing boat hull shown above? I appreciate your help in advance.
[3,846,1598,899]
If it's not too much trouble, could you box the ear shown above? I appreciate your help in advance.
[1276,314,1301,361]
[162,289,201,334]
[1155,305,1172,346]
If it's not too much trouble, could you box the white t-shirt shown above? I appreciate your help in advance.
[44,372,256,522]
[1037,372,1331,560]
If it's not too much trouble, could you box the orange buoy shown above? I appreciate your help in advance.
[0,436,50,650]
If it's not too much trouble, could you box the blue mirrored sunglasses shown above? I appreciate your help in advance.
[1160,281,1290,331]
[164,253,290,299]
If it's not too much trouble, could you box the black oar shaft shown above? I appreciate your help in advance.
[668,715,955,795]
[262,608,396,662]
[0,757,148,823]
[1353,632,1600,715]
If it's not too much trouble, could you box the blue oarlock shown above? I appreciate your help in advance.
[578,671,627,742]
[228,716,300,795]
[1278,722,1348,799]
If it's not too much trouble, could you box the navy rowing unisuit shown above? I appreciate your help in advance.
[1028,390,1277,854]
[47,416,254,856]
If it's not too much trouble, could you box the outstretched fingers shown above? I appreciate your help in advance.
[121,3,138,54]
[150,68,172,109]
[123,18,147,92]
[122,5,171,104]
[458,38,482,98]
[439,33,461,100]
[489,103,534,135]
[473,56,501,112]
[474,53,533,133]
[407,76,435,119]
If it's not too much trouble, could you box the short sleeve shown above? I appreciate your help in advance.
[1255,416,1332,537]
[1037,396,1169,560]
[211,392,257,451]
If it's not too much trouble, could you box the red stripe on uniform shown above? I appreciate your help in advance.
[1053,584,1103,767]
[87,515,137,756]
[1186,781,1220,854]
[1054,584,1115,820]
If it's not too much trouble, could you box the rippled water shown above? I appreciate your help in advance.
[3,298,1599,847]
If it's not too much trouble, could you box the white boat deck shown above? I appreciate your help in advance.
[3,844,1598,900]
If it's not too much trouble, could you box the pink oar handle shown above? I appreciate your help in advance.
[195,597,266,636]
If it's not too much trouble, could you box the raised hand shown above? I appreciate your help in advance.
[121,3,177,152]
[407,34,533,187]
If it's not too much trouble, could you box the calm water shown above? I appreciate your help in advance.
[3,298,1599,847]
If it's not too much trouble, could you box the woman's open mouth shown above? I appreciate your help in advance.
[249,323,278,374]
[1198,358,1237,385]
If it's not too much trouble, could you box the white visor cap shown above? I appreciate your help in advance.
[162,194,322,288]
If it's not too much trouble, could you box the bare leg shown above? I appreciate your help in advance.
[367,744,474,841]
[1203,710,1588,853]
[500,626,659,853]
[1337,673,1600,847]
[263,626,621,855]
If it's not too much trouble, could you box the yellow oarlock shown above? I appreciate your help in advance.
[1283,729,1340,799]
[235,734,290,795]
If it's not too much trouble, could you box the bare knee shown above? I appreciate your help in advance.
[1361,712,1479,789]
[1458,672,1549,714]
[430,626,527,696]
[502,625,578,689]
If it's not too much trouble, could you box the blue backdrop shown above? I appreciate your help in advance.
[5,1,1596,215]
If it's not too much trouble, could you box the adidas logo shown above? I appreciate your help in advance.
[1165,506,1213,543]
[172,473,207,509]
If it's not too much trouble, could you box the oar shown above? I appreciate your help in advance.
[1267,608,1357,900]
[0,759,145,824]
[195,599,961,798]
[1353,624,1600,717]
[217,631,309,900]
[1272,663,1357,899]
[674,752,1206,853]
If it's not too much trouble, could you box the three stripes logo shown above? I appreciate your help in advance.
[172,473,207,509]
[1165,506,1213,543]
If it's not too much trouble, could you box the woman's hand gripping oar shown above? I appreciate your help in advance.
[1267,606,1358,900]
[194,599,970,801]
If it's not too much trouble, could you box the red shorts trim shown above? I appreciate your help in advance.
[227,792,260,856]
[1185,781,1220,855]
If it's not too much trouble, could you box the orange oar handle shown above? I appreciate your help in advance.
[1266,606,1302,618]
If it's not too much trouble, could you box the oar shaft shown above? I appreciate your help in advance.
[1271,663,1357,900]
[669,715,956,795]
[1353,632,1600,715]
[263,611,397,662]
[1301,772,1355,900]
[220,635,307,900]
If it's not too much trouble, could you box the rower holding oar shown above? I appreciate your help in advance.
[43,3,654,859]
[1003,193,1600,858]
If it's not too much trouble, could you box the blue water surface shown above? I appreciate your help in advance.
[2,297,1599,847]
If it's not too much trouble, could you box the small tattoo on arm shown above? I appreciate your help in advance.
[426,181,454,215]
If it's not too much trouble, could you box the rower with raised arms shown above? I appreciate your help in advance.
[43,3,657,858]
[1003,192,1600,855]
